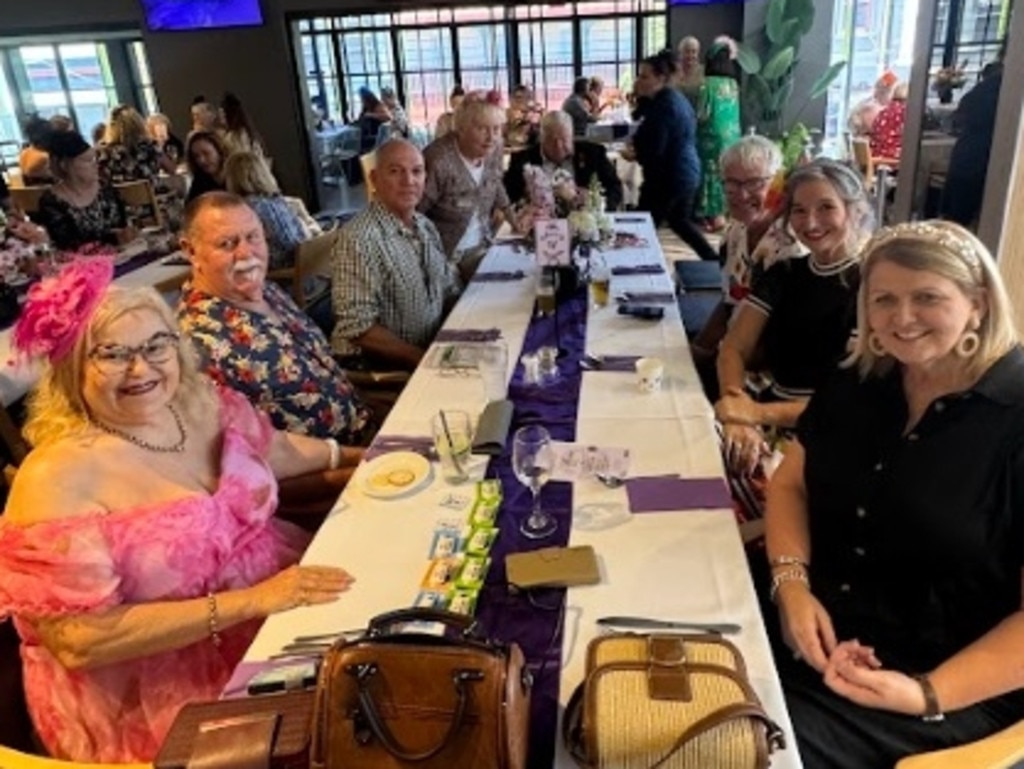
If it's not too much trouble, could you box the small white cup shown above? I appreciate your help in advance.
[635,357,664,393]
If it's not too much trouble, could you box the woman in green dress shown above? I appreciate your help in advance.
[697,38,742,231]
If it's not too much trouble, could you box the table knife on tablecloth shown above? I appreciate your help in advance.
[596,616,742,635]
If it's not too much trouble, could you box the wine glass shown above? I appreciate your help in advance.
[513,424,557,539]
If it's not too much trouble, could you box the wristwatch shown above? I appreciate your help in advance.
[912,673,945,722]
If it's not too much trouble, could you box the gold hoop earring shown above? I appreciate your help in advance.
[868,333,887,357]
[955,331,980,358]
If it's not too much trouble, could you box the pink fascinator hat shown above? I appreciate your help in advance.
[12,258,115,363]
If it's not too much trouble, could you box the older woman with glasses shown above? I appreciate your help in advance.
[0,260,358,762]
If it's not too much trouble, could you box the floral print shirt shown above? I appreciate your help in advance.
[178,280,372,444]
[36,185,126,251]
[97,139,163,185]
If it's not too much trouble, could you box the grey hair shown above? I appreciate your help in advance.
[719,135,783,177]
[540,111,573,142]
[783,159,874,257]
[453,99,504,135]
[847,220,1018,379]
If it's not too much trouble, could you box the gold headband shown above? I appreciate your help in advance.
[863,221,981,271]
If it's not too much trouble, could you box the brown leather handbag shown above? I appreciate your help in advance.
[564,633,786,769]
[311,608,531,769]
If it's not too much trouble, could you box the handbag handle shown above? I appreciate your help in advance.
[650,702,786,768]
[367,607,477,638]
[346,662,481,762]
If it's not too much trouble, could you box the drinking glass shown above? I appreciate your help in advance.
[431,410,473,484]
[513,424,557,539]
[477,341,508,402]
[536,269,556,317]
[588,254,610,309]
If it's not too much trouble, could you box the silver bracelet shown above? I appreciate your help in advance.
[769,555,808,569]
[207,592,222,647]
[769,568,809,603]
[325,438,341,470]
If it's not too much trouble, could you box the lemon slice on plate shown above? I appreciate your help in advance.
[361,451,433,499]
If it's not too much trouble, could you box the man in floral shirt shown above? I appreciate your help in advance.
[177,191,374,445]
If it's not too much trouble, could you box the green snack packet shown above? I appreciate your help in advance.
[455,554,490,590]
[465,525,498,556]
[448,587,480,616]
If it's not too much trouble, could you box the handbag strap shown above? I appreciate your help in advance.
[649,702,787,769]
[561,684,591,767]
[348,661,481,762]
[367,607,477,638]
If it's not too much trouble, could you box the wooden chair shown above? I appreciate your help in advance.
[360,151,377,202]
[0,746,150,769]
[851,137,875,189]
[8,186,50,216]
[113,180,162,228]
[894,719,1024,769]
[266,229,339,308]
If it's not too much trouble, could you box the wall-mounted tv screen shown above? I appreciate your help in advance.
[668,0,745,4]
[141,0,264,32]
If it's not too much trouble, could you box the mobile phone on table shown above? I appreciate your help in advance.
[617,304,665,320]
[246,661,320,696]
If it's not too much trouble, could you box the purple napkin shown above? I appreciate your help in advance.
[434,328,502,343]
[617,291,676,304]
[365,434,435,460]
[611,264,665,276]
[626,475,733,513]
[596,355,641,372]
[473,270,526,283]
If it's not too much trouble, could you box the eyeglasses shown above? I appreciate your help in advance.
[89,332,179,375]
[723,176,773,194]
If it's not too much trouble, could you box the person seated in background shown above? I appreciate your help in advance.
[220,91,266,158]
[380,86,409,138]
[868,81,908,164]
[435,85,465,139]
[562,77,598,136]
[587,76,610,117]
[49,114,74,133]
[146,112,186,164]
[97,104,175,185]
[178,191,374,445]
[35,130,133,251]
[504,110,623,211]
[715,160,872,484]
[185,130,228,202]
[355,87,392,153]
[420,94,510,279]
[506,84,542,147]
[332,139,460,371]
[223,151,308,270]
[190,94,221,136]
[690,135,806,400]
[847,71,897,137]
[0,260,357,762]
[19,115,53,185]
[764,221,1024,767]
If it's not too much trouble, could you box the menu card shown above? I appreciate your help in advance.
[534,219,571,267]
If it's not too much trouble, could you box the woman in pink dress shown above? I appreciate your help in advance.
[0,259,361,762]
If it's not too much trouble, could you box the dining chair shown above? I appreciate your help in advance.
[113,180,163,228]
[319,127,361,186]
[373,122,393,148]
[8,186,50,216]
[894,719,1024,769]
[0,746,151,769]
[851,137,875,190]
[360,151,378,202]
[266,229,339,308]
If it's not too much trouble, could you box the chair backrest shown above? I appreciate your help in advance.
[291,229,339,307]
[360,151,378,202]
[114,180,162,228]
[337,127,361,156]
[851,137,874,186]
[374,122,393,148]
[9,185,49,215]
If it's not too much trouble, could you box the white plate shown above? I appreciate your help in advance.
[360,451,433,499]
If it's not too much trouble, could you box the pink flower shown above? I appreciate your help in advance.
[12,257,114,362]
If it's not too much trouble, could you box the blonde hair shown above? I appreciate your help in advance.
[103,105,148,149]
[24,288,210,448]
[223,151,279,196]
[847,220,1018,379]
[453,99,504,135]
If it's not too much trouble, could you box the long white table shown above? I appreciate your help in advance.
[242,213,802,768]
[0,253,191,407]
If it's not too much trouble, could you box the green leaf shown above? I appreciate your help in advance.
[762,46,795,81]
[766,0,787,44]
[771,79,794,111]
[777,19,803,52]
[788,0,817,35]
[808,61,847,100]
[746,73,772,106]
[735,43,762,75]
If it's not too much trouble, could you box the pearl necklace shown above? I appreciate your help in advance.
[93,404,187,453]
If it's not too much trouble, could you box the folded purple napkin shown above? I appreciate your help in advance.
[595,355,641,372]
[626,475,732,513]
[611,264,665,276]
[434,328,502,343]
[473,270,526,283]
[365,434,436,460]
[617,291,676,304]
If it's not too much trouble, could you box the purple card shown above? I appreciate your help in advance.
[626,475,732,513]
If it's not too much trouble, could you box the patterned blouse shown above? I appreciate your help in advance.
[331,201,460,358]
[35,185,126,251]
[246,194,307,270]
[178,280,373,444]
[96,140,163,185]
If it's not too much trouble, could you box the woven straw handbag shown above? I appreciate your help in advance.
[564,633,786,769]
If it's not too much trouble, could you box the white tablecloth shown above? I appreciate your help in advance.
[241,212,802,768]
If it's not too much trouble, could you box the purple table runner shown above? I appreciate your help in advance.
[475,288,588,768]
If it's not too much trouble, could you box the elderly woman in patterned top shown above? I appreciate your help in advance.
[419,94,510,280]
[97,104,176,186]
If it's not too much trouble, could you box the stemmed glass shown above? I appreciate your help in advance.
[513,424,557,539]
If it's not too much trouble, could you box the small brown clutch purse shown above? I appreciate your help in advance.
[155,690,315,769]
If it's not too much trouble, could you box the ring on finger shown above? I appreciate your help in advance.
[300,589,309,606]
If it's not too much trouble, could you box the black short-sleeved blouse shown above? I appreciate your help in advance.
[746,255,859,399]
[797,347,1024,674]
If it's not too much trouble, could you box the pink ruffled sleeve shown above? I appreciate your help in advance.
[0,517,122,619]
[216,386,274,454]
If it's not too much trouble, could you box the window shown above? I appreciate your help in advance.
[129,41,159,116]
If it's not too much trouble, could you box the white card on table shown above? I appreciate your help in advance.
[549,442,630,482]
[534,219,571,267]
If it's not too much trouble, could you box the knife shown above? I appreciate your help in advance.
[596,616,742,635]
